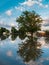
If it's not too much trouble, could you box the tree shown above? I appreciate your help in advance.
[11,34,18,41]
[45,30,49,36]
[0,27,9,35]
[11,27,18,34]
[17,36,43,62]
[16,11,42,36]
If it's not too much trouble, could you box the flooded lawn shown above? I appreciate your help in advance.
[0,35,49,65]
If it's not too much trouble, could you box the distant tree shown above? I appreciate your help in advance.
[11,27,18,34]
[16,11,42,36]
[0,27,9,35]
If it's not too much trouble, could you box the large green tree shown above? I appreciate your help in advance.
[16,11,42,36]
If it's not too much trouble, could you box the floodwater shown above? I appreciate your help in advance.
[0,34,49,65]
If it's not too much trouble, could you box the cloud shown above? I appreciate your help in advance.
[41,17,49,30]
[25,60,42,65]
[26,57,49,65]
[43,17,49,25]
[15,6,25,11]
[5,9,12,16]
[38,0,42,2]
[20,0,48,8]
[6,51,13,57]
[20,0,36,7]
[45,5,48,8]
[0,16,17,30]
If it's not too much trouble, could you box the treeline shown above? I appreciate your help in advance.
[0,27,25,35]
[0,27,49,41]
[0,27,49,37]
[0,27,27,41]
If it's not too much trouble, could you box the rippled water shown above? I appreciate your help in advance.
[0,35,49,65]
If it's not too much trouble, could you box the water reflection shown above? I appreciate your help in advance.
[45,37,49,44]
[17,36,43,62]
[0,34,9,41]
[0,33,43,63]
[0,33,26,41]
[11,34,18,41]
[0,33,49,65]
[19,33,27,40]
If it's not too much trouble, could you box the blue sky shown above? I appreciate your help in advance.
[0,0,49,30]
[0,0,24,13]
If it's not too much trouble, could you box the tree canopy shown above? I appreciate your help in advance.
[16,11,42,35]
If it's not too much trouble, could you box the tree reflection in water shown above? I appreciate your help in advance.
[0,33,27,41]
[19,33,27,40]
[45,36,49,44]
[17,36,43,62]
[0,33,43,63]
[11,34,18,41]
[0,34,9,41]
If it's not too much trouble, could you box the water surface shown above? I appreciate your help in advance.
[0,35,49,65]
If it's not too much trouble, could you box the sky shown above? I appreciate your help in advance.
[0,0,49,30]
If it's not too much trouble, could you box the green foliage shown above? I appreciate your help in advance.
[16,11,42,35]
[0,27,9,35]
[19,33,27,40]
[45,30,49,36]
[19,27,26,34]
[0,34,9,41]
[11,34,18,41]
[11,27,18,34]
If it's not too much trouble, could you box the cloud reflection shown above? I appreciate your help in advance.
[6,51,13,57]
